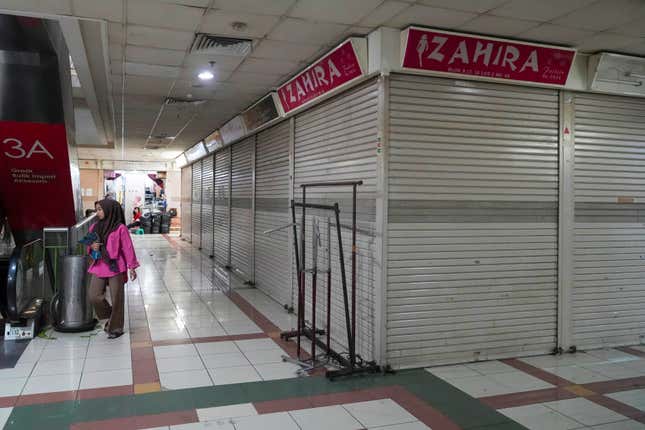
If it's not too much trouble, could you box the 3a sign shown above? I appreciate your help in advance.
[401,27,576,87]
[2,138,54,159]
[277,38,367,114]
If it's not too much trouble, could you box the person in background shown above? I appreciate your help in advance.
[88,199,139,339]
[127,206,142,229]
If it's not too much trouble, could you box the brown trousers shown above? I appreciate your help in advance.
[89,274,125,334]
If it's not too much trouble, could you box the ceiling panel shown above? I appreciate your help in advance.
[127,0,204,31]
[619,41,645,55]
[575,32,643,52]
[125,62,181,78]
[0,0,72,15]
[184,53,246,71]
[457,15,540,37]
[113,74,175,96]
[157,0,210,7]
[386,5,477,29]
[178,65,234,82]
[126,45,186,66]
[490,0,596,22]
[238,57,301,75]
[201,10,280,38]
[551,0,645,31]
[418,0,507,13]
[251,39,322,62]
[611,17,645,38]
[359,1,411,27]
[289,0,383,25]
[516,23,594,46]
[109,43,123,62]
[127,25,194,50]
[108,22,124,44]
[268,18,348,44]
[228,71,285,86]
[72,0,123,22]
[212,0,295,16]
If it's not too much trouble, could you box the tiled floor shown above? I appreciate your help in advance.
[2,234,645,430]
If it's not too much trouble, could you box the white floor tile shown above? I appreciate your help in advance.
[188,327,228,338]
[196,342,240,356]
[150,330,190,341]
[488,371,554,392]
[233,412,300,430]
[543,366,611,384]
[159,369,213,390]
[22,373,82,394]
[544,398,627,427]
[425,365,481,379]
[197,403,257,422]
[290,405,363,430]
[582,363,645,380]
[437,375,516,398]
[0,377,27,397]
[0,407,12,429]
[171,421,233,429]
[84,355,132,372]
[154,344,199,359]
[0,363,35,380]
[465,361,518,375]
[499,404,582,430]
[202,352,250,369]
[242,348,286,365]
[254,362,302,381]
[607,388,645,411]
[234,339,280,353]
[156,355,205,373]
[344,399,418,428]
[588,420,645,430]
[80,369,133,389]
[32,358,85,376]
[585,349,642,363]
[208,366,262,386]
[86,343,131,358]
[368,423,431,430]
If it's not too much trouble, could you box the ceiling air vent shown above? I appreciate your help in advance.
[189,33,252,57]
[164,97,206,106]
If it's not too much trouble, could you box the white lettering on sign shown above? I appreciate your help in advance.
[2,138,54,159]
[428,36,447,62]
[285,59,343,105]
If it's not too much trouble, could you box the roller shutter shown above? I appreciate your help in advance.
[255,121,292,307]
[201,155,214,257]
[181,165,192,241]
[191,160,202,248]
[230,137,254,280]
[386,74,559,368]
[214,148,231,267]
[573,92,645,349]
[294,79,379,361]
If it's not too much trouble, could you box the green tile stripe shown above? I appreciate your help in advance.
[4,370,527,430]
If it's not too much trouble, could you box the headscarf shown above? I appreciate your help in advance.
[93,199,126,269]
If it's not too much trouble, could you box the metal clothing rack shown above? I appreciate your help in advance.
[279,180,380,380]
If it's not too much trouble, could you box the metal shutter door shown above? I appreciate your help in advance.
[201,155,214,257]
[255,121,292,307]
[387,74,559,368]
[573,92,645,349]
[191,160,202,248]
[230,137,253,279]
[181,165,192,241]
[214,148,230,267]
[295,79,378,361]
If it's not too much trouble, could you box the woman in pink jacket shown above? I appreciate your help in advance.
[88,199,139,339]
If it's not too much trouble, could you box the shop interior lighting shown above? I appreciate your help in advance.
[198,61,216,81]
[596,78,642,87]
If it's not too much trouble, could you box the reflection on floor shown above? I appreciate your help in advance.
[0,234,643,429]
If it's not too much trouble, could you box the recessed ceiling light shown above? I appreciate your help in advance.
[198,70,214,80]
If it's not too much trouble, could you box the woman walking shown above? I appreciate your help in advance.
[88,199,139,339]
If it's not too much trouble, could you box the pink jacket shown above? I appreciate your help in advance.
[87,224,140,278]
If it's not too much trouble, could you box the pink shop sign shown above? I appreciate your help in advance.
[401,26,576,86]
[277,38,367,113]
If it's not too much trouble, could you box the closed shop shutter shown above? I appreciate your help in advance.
[294,79,378,361]
[255,121,292,307]
[181,165,192,241]
[573,92,645,349]
[387,74,559,368]
[201,155,214,257]
[230,137,254,279]
[191,160,202,248]
[214,148,230,267]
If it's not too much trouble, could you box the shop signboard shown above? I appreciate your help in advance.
[204,130,223,153]
[241,93,281,132]
[277,38,367,113]
[0,120,76,229]
[220,115,246,144]
[401,26,576,87]
[185,141,206,162]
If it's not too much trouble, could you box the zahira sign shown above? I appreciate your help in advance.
[278,39,366,113]
[402,27,576,86]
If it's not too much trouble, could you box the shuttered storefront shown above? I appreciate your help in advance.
[230,137,254,280]
[294,79,379,361]
[181,165,192,241]
[573,92,645,349]
[201,155,214,257]
[191,159,202,248]
[214,148,231,268]
[387,74,560,367]
[255,121,292,307]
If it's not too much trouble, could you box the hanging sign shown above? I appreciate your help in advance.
[0,121,76,229]
[241,93,281,132]
[277,38,367,113]
[401,27,576,86]
[185,141,206,162]
[219,115,246,144]
[204,130,223,153]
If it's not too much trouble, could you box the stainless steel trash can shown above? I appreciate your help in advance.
[51,255,96,332]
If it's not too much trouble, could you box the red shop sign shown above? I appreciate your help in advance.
[0,121,76,230]
[278,39,366,113]
[402,27,576,86]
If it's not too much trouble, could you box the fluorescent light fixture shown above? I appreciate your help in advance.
[596,78,642,87]
[198,70,214,80]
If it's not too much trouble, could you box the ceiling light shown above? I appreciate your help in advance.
[198,70,214,80]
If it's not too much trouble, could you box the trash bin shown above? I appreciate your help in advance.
[51,255,96,332]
